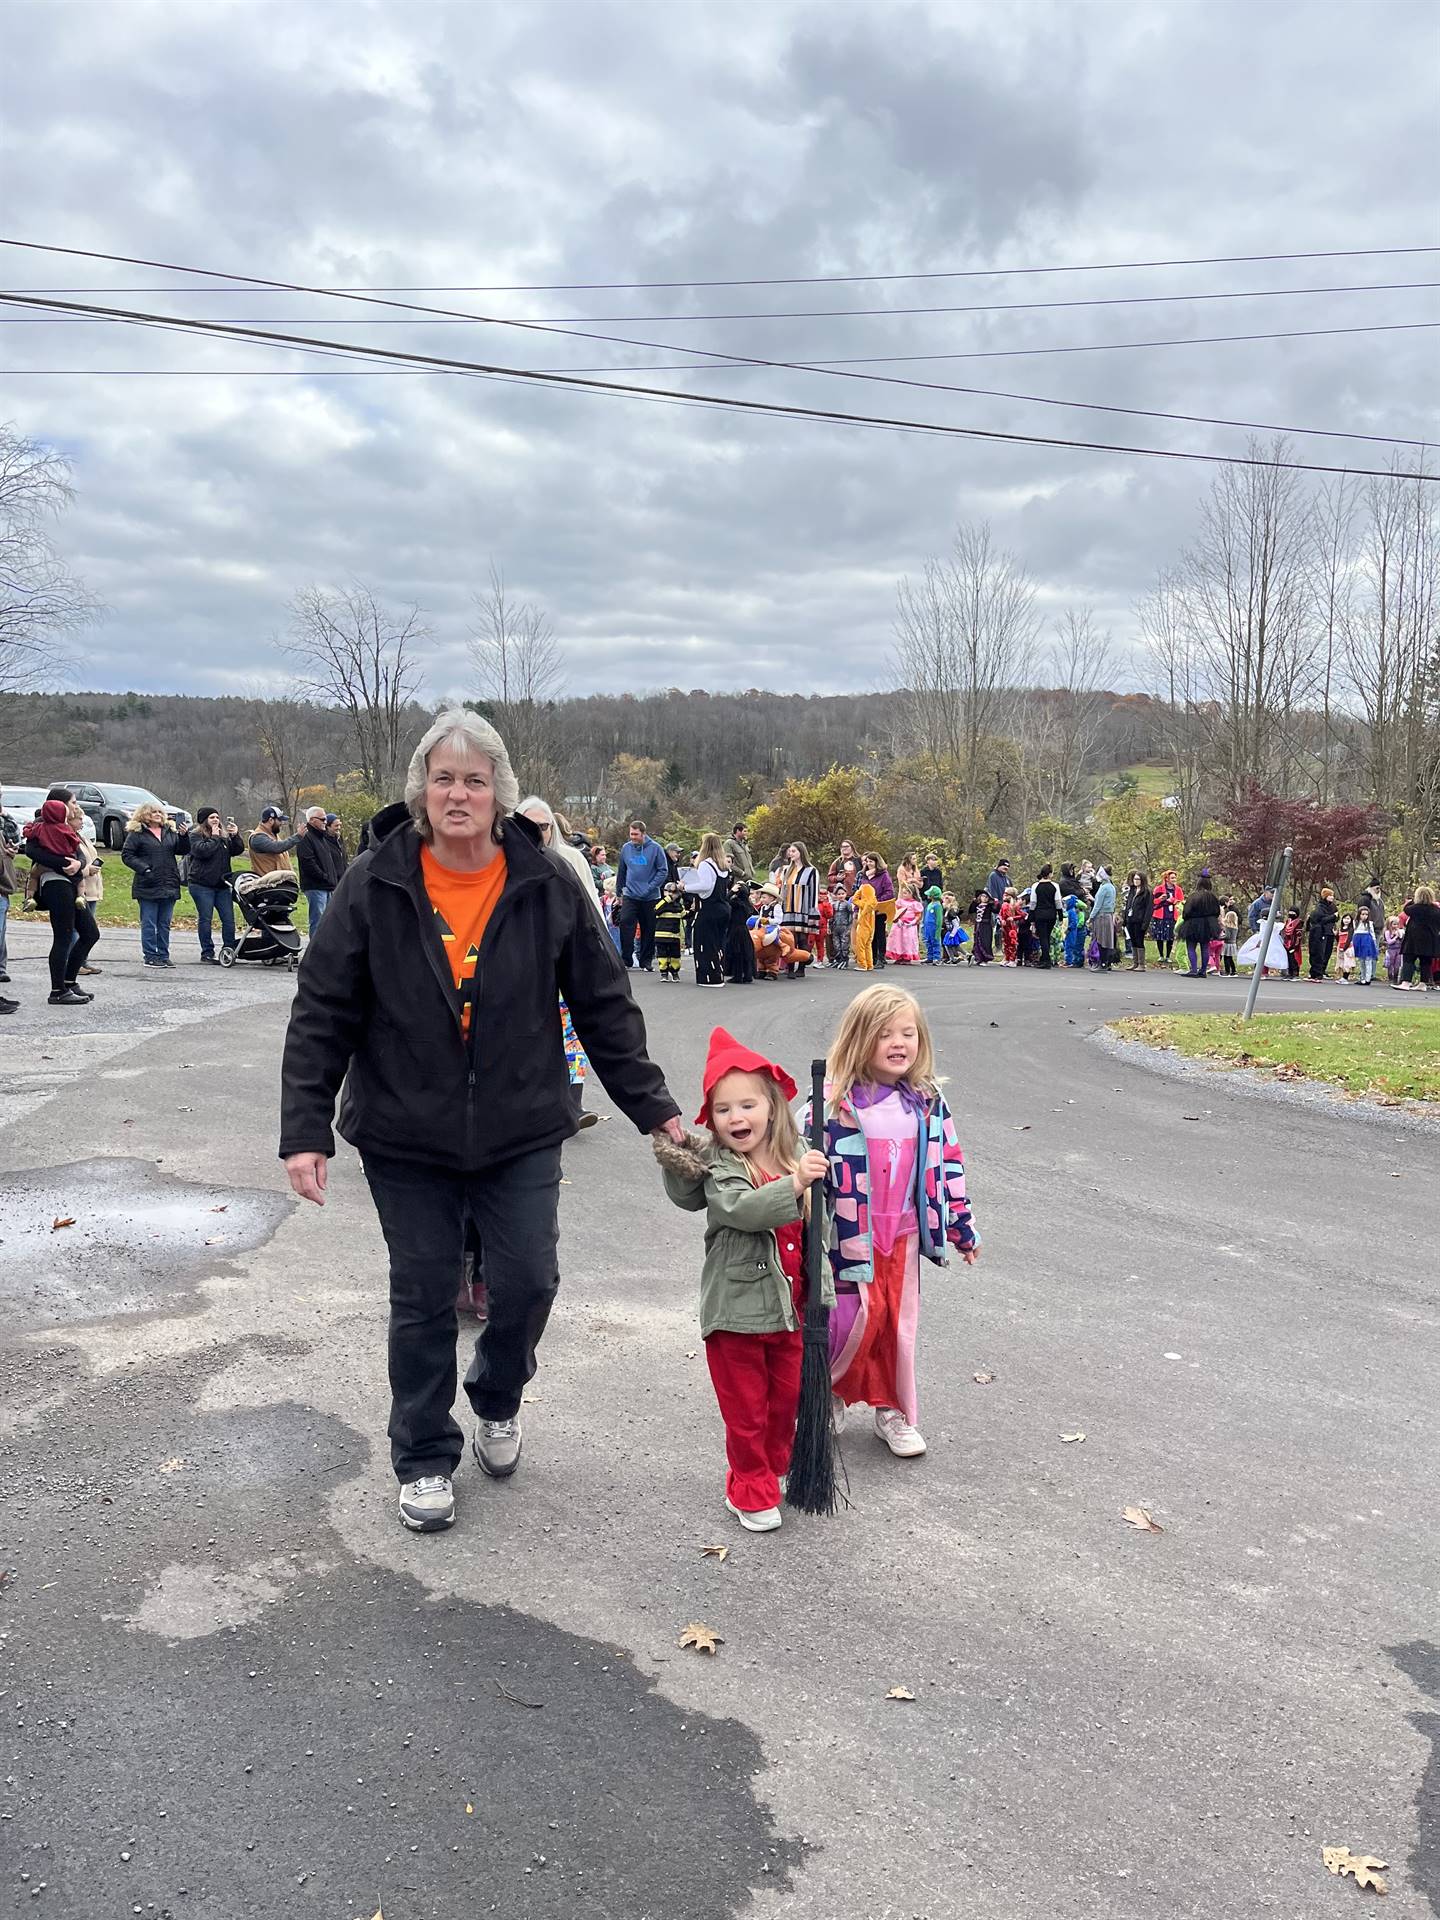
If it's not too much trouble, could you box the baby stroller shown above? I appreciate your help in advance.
[226,870,303,969]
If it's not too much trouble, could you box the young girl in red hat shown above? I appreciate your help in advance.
[655,1027,831,1533]
[808,983,980,1459]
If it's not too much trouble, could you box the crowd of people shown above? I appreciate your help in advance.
[0,783,351,1013]
[549,821,1440,995]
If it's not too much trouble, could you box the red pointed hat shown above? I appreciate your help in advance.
[695,1026,798,1127]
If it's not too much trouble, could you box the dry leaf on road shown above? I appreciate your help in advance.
[158,1457,184,1473]
[1061,1432,1086,1444]
[973,1371,996,1385]
[885,1685,916,1701]
[1322,1845,1387,1893]
[698,1545,730,1562]
[679,1622,723,1655]
[51,1216,76,1231]
[1122,1506,1164,1533]
[209,1204,228,1213]
[465,1802,473,1814]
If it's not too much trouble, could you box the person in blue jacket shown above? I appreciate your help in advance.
[613,819,671,972]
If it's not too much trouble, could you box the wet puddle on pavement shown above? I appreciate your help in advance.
[0,1156,290,1327]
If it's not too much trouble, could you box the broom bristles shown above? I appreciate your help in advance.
[786,1318,838,1514]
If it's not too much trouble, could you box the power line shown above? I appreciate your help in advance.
[4,238,1435,449]
[1,241,1436,294]
[5,278,1435,325]
[9,317,1438,375]
[1,287,1431,480]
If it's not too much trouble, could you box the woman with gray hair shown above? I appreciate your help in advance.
[279,708,683,1535]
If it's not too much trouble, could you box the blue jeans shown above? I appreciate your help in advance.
[190,883,236,958]
[139,896,175,963]
[303,888,330,933]
[0,891,9,973]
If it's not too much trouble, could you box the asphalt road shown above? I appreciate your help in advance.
[2,918,1436,1919]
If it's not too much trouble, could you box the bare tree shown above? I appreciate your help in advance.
[1138,569,1208,849]
[285,583,426,798]
[1306,475,1355,805]
[892,522,1040,846]
[467,564,566,789]
[1024,607,1114,819]
[250,691,319,826]
[0,424,96,713]
[1176,436,1315,799]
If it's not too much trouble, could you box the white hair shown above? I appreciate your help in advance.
[404,707,520,842]
[517,794,554,827]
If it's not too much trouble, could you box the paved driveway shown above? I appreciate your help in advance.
[2,926,1435,1917]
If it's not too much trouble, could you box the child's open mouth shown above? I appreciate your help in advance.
[728,1125,754,1144]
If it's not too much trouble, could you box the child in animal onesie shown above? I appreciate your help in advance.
[850,882,877,972]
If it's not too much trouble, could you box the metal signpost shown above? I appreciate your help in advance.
[1243,844,1292,1023]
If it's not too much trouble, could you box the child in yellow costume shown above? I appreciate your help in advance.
[850,883,877,971]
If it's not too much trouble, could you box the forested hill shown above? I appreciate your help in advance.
[0,684,1167,822]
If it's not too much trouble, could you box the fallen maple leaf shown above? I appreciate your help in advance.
[973,1370,996,1385]
[1322,1845,1387,1893]
[679,1622,723,1655]
[51,1216,76,1231]
[1122,1506,1164,1533]
[209,1204,228,1213]
[885,1685,916,1701]
[1061,1432,1086,1444]
[698,1545,730,1563]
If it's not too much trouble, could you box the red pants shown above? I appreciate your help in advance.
[705,1329,802,1513]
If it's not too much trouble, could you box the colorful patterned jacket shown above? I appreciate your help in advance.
[800,1084,978,1288]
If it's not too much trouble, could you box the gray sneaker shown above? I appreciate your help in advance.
[398,1474,455,1532]
[472,1417,522,1479]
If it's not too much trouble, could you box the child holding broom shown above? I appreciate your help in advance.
[807,984,980,1460]
[655,1029,831,1534]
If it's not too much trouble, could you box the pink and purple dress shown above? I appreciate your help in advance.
[829,1088,922,1424]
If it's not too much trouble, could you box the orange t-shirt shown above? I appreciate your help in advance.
[421,845,508,1034]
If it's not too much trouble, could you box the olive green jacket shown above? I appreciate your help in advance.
[656,1132,835,1338]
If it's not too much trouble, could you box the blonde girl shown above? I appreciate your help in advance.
[808,984,979,1459]
[657,1027,830,1532]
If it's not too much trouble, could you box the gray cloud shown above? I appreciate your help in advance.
[1,0,1436,701]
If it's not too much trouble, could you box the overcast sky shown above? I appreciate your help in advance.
[3,0,1437,700]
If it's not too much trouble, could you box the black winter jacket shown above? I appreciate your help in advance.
[121,826,191,901]
[296,828,346,893]
[279,804,680,1170]
[185,829,245,890]
[1179,886,1222,946]
[1401,898,1440,959]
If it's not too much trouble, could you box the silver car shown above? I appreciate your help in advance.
[49,781,191,849]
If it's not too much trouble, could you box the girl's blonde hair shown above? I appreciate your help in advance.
[697,830,725,865]
[827,983,939,1107]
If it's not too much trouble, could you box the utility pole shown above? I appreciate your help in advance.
[1243,844,1292,1022]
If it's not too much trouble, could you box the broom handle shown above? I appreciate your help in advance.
[809,1059,826,1295]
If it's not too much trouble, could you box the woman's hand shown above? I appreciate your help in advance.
[62,857,81,876]
[284,1152,328,1205]
[792,1148,828,1196]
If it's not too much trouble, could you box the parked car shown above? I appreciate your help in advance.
[1,784,49,828]
[50,781,192,849]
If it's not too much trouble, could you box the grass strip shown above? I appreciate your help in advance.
[1113,1007,1440,1103]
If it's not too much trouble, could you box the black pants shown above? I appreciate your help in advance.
[693,902,727,984]
[1034,917,1056,967]
[40,878,100,991]
[1309,933,1334,979]
[1224,954,1237,975]
[617,897,656,969]
[362,1144,562,1481]
[871,915,888,968]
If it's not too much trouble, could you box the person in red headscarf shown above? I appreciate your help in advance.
[654,1028,831,1534]
[22,792,101,1006]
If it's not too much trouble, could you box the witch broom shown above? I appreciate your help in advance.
[785,1058,839,1515]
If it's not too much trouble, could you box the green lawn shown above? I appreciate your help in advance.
[1120,763,1175,798]
[1114,1007,1440,1102]
[24,874,313,934]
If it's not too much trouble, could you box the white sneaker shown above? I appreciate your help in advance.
[831,1392,848,1435]
[398,1474,455,1531]
[725,1496,782,1533]
[874,1407,927,1458]
[472,1417,522,1478]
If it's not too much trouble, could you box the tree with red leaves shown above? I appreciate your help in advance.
[1217,785,1386,902]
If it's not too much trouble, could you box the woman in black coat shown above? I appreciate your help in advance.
[1306,887,1340,981]
[1399,884,1440,989]
[1122,871,1152,971]
[1178,878,1222,977]
[1029,864,1063,969]
[121,803,191,969]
